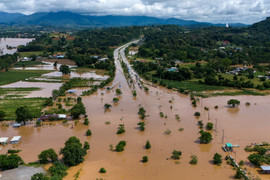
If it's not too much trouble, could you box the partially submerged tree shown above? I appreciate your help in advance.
[199,130,213,144]
[59,64,70,74]
[0,110,6,121]
[227,99,240,107]
[70,102,86,118]
[60,136,87,166]
[213,153,222,165]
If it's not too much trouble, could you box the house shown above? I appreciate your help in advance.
[67,89,76,94]
[261,166,270,174]
[10,136,21,144]
[39,114,59,121]
[58,114,67,119]
[167,67,178,72]
[98,58,108,62]
[0,137,8,145]
[21,57,31,61]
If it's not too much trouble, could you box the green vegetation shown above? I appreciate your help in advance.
[0,154,24,170]
[60,136,87,167]
[0,70,52,86]
[48,161,68,179]
[38,148,58,164]
[70,102,86,118]
[113,97,119,103]
[104,103,112,110]
[116,88,122,96]
[117,124,125,134]
[227,99,240,107]
[194,112,201,117]
[7,149,21,154]
[59,65,71,74]
[138,107,146,120]
[213,153,222,165]
[198,120,204,129]
[145,140,151,149]
[206,122,214,130]
[171,150,182,160]
[115,141,126,152]
[86,129,92,136]
[247,145,270,166]
[31,173,50,180]
[83,118,89,125]
[137,122,145,131]
[142,156,148,163]
[189,155,198,165]
[99,167,107,173]
[15,106,32,125]
[199,130,213,144]
[0,110,6,121]
[164,129,172,135]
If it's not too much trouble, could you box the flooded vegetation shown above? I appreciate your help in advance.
[0,41,269,180]
[0,38,34,55]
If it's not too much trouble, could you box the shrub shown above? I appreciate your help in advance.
[117,124,125,134]
[116,89,122,96]
[142,156,148,163]
[194,112,200,117]
[86,129,92,136]
[31,173,50,180]
[99,167,106,173]
[48,161,68,178]
[104,103,112,109]
[214,105,218,109]
[84,118,89,125]
[115,141,126,152]
[198,121,203,129]
[164,129,171,135]
[145,140,151,149]
[189,155,198,165]
[159,112,164,117]
[113,98,119,103]
[213,153,222,165]
[245,102,251,106]
[227,99,240,107]
[171,150,182,160]
[137,122,145,131]
[206,122,213,130]
[83,142,90,151]
[0,154,24,170]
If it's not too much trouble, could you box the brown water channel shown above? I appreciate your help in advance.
[0,43,269,180]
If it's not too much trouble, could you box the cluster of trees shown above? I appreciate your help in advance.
[0,54,18,71]
[32,136,89,180]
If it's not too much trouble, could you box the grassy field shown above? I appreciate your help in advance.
[0,87,41,96]
[0,98,47,120]
[19,51,43,57]
[13,61,48,67]
[0,70,52,86]
[219,73,265,86]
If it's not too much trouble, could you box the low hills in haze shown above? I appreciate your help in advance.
[0,11,247,27]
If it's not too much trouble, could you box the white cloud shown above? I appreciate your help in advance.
[0,0,269,24]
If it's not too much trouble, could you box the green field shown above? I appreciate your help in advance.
[0,87,41,97]
[0,98,47,120]
[19,51,43,57]
[0,70,52,86]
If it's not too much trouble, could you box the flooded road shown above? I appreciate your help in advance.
[0,41,269,180]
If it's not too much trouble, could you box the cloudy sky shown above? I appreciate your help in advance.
[0,0,269,24]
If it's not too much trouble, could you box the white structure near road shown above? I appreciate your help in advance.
[0,137,9,145]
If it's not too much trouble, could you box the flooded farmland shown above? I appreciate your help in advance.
[0,43,270,180]
[0,38,34,55]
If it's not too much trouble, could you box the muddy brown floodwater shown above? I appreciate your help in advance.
[0,42,270,180]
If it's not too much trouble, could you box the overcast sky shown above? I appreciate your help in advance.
[0,0,269,24]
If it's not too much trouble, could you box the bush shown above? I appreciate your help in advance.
[213,153,222,165]
[194,112,200,117]
[44,97,53,106]
[84,142,90,151]
[99,167,106,173]
[206,122,213,130]
[104,103,112,109]
[189,155,198,165]
[38,148,58,164]
[86,129,92,136]
[0,110,6,121]
[245,102,251,106]
[142,156,148,163]
[7,149,21,154]
[145,140,151,149]
[164,129,171,135]
[214,105,218,109]
[115,141,126,152]
[227,99,240,107]
[198,121,203,129]
[70,103,86,118]
[31,173,50,180]
[83,118,89,125]
[113,98,119,103]
[137,122,145,131]
[48,161,68,179]
[171,150,182,160]
[117,124,125,134]
[0,154,24,170]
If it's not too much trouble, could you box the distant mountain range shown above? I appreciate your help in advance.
[0,11,247,27]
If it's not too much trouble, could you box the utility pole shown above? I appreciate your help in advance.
[222,129,225,144]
